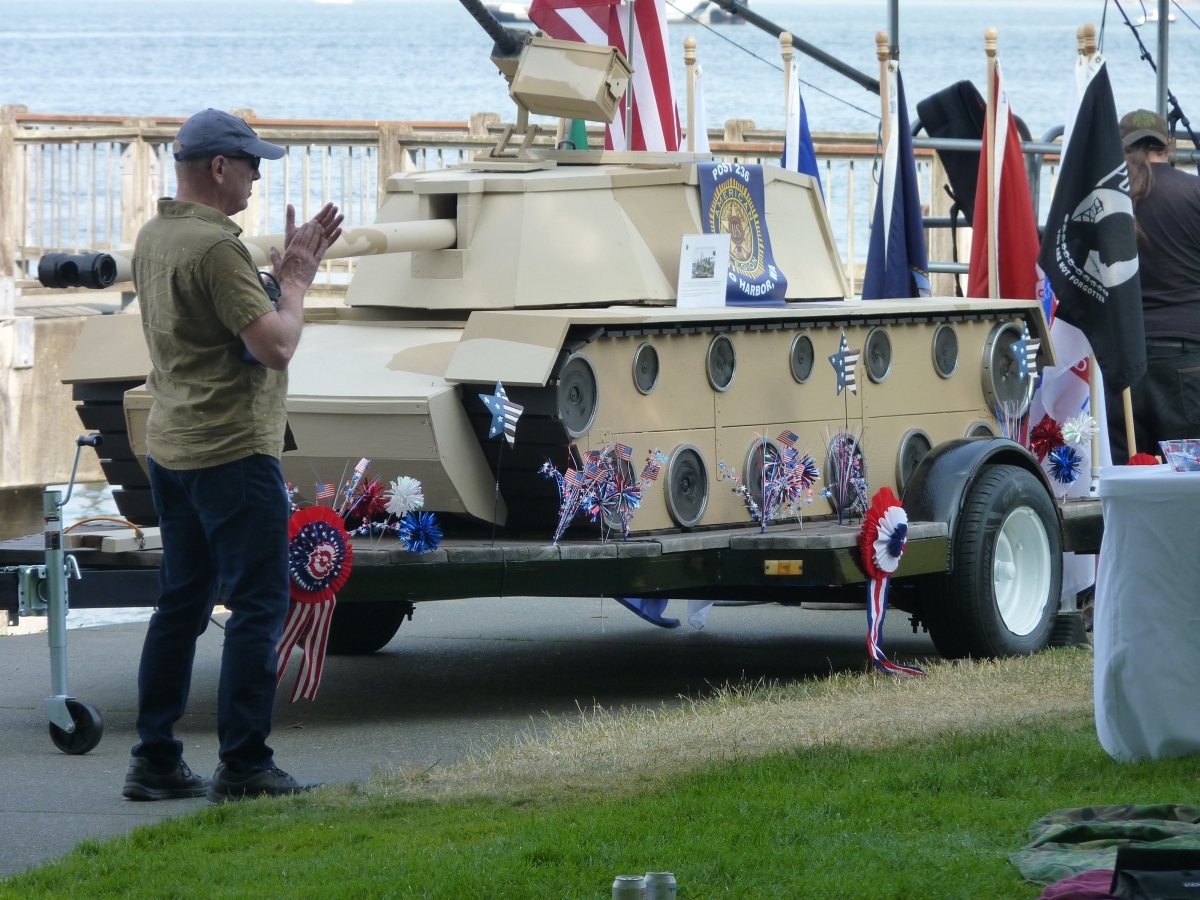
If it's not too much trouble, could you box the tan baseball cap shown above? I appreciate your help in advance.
[1119,109,1169,147]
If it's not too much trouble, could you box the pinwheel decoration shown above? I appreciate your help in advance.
[541,445,664,542]
[857,487,925,677]
[278,505,355,702]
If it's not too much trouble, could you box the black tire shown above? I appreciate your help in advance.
[49,699,104,755]
[922,464,1061,659]
[325,601,411,655]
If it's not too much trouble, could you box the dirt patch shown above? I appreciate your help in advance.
[365,648,1094,802]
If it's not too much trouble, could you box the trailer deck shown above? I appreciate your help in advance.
[1,499,1104,619]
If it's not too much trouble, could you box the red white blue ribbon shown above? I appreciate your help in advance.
[866,576,925,677]
[278,506,354,702]
[858,487,925,677]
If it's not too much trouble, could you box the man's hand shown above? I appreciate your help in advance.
[269,203,344,289]
[245,203,343,370]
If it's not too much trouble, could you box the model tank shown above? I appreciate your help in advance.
[57,1,1052,536]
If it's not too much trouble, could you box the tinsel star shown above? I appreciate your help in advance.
[1062,413,1098,449]
[1029,415,1064,463]
[1047,444,1083,485]
[386,476,425,518]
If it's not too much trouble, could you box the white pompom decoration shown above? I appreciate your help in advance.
[386,476,425,518]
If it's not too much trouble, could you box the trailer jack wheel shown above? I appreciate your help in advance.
[49,699,104,755]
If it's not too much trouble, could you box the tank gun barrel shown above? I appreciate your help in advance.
[241,219,457,267]
[40,219,458,289]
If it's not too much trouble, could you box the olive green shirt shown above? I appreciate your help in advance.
[133,199,287,470]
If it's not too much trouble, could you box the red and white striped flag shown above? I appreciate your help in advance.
[315,482,335,500]
[529,0,681,151]
[967,60,1041,301]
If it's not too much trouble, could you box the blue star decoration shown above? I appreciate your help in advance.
[828,332,861,396]
[478,381,524,446]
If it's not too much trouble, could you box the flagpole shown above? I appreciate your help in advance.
[781,31,793,128]
[685,36,696,153]
[1122,389,1138,457]
[626,0,636,151]
[1070,26,1102,496]
[876,32,890,152]
[491,439,503,547]
[985,27,999,300]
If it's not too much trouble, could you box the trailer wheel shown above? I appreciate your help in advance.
[922,464,1061,659]
[49,699,104,755]
[326,601,412,655]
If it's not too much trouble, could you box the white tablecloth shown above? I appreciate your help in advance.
[1094,464,1200,760]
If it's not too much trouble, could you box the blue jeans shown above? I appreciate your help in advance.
[133,455,290,773]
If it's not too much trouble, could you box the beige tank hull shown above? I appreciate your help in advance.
[62,159,1053,535]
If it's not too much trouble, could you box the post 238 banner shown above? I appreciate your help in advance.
[698,162,788,306]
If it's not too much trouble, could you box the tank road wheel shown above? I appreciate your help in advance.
[49,699,104,755]
[325,601,413,656]
[922,464,1061,659]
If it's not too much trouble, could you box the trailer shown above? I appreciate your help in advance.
[2,436,1103,755]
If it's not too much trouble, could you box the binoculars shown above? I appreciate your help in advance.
[37,252,120,290]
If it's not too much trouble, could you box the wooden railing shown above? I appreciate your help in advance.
[0,105,940,292]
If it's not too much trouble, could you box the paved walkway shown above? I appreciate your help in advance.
[0,596,935,878]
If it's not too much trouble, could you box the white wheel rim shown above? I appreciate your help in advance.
[992,506,1052,636]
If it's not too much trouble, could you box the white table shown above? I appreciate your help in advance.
[1094,464,1200,760]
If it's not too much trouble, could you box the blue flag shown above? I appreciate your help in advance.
[615,597,681,629]
[862,67,931,300]
[697,162,788,307]
[782,58,823,194]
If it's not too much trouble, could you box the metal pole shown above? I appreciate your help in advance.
[888,0,899,59]
[1157,0,1169,118]
[626,0,636,151]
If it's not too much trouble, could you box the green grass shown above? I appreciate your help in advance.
[6,714,1200,899]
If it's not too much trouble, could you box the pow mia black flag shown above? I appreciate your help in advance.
[1038,63,1146,391]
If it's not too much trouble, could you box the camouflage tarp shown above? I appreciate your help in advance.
[1011,805,1200,885]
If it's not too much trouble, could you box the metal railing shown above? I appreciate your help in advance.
[7,106,1191,295]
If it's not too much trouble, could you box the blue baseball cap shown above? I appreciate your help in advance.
[173,108,286,161]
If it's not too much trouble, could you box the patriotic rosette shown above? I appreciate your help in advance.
[277,506,355,702]
[857,487,925,678]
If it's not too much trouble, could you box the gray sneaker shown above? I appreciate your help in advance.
[122,757,211,801]
[206,762,320,803]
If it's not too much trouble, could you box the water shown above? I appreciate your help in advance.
[4,0,1200,140]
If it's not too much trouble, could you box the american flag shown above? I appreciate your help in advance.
[777,430,799,449]
[502,397,523,446]
[528,0,681,152]
[564,468,584,492]
[315,482,335,500]
[829,333,860,396]
[353,458,369,477]
[615,443,632,463]
[1015,325,1041,380]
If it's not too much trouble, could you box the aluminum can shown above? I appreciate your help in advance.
[612,875,646,900]
[644,872,677,900]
